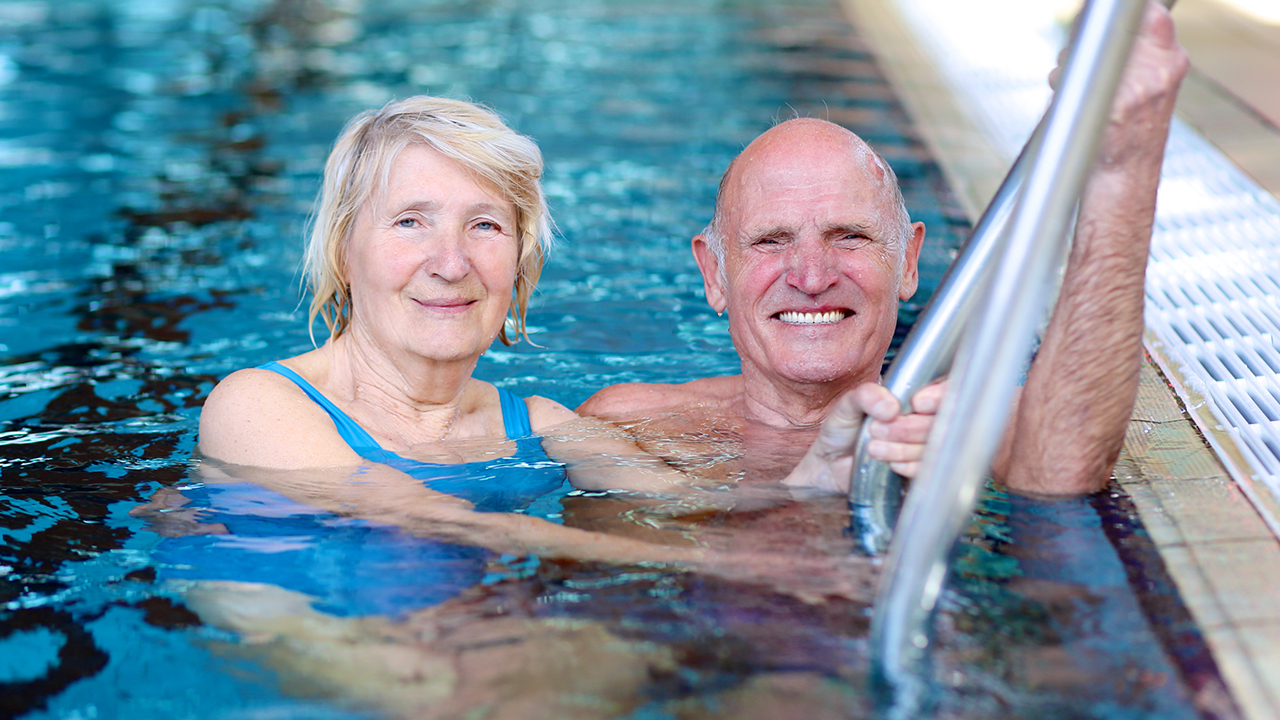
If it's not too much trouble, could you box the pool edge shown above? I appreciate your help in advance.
[840,0,1280,717]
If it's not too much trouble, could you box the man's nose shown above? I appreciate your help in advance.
[785,240,839,295]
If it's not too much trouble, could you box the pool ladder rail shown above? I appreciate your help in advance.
[855,0,1160,712]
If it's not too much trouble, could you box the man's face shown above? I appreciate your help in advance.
[696,123,923,392]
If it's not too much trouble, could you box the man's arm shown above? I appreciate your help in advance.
[996,1,1188,494]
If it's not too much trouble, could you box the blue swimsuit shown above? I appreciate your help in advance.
[154,363,569,617]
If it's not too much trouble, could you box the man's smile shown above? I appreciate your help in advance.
[774,309,851,325]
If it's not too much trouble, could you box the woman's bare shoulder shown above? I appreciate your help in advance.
[198,367,362,469]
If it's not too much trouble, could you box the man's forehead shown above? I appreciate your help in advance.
[732,119,888,180]
[722,121,897,231]
[731,201,885,244]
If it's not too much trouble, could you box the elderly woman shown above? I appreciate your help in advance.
[195,96,676,572]
[201,96,573,474]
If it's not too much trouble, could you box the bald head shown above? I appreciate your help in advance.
[704,119,912,266]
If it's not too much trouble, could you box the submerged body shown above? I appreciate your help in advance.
[154,363,570,617]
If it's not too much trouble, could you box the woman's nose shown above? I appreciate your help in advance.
[428,230,471,282]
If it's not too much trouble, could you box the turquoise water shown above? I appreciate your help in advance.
[0,0,1235,717]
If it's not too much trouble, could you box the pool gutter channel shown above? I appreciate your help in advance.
[841,0,1280,717]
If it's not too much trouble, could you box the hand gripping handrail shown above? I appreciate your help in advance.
[866,0,1151,713]
[848,127,1031,555]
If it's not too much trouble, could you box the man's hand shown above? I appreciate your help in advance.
[866,380,945,478]
[782,380,945,493]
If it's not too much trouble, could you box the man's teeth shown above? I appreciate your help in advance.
[777,310,845,325]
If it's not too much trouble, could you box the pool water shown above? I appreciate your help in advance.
[0,0,1237,717]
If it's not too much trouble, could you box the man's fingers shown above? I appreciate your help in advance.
[853,383,901,422]
[866,438,925,465]
[889,460,922,477]
[867,415,932,444]
[1144,0,1178,50]
[810,383,917,461]
[908,379,947,414]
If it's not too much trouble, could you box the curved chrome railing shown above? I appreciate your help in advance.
[866,0,1152,713]
[848,130,1030,555]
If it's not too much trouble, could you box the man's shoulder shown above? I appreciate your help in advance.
[576,376,742,420]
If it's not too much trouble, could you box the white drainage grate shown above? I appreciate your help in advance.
[887,0,1280,494]
[1147,126,1280,488]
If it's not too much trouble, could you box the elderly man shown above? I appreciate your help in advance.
[578,1,1187,496]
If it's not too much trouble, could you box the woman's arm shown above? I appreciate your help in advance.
[195,458,878,601]
[527,395,795,513]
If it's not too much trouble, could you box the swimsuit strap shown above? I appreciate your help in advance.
[496,387,533,438]
[258,362,531,446]
[257,361,385,452]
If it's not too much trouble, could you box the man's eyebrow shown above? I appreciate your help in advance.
[825,221,877,235]
[740,220,878,239]
[740,225,793,241]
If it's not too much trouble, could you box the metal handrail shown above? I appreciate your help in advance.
[868,0,1151,713]
[848,124,1032,555]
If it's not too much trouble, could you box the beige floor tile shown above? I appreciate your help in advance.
[1188,539,1280,626]
[1160,545,1230,630]
[1124,421,1230,482]
[1237,623,1280,706]
[1113,449,1145,485]
[1243,165,1280,199]
[1132,361,1192,423]
[1202,626,1280,720]
[1150,477,1276,544]
[1178,75,1280,199]
[1172,1,1280,201]
[1175,0,1280,128]
[1121,479,1186,547]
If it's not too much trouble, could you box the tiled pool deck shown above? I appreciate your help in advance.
[842,0,1280,717]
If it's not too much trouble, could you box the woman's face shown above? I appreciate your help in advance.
[345,143,519,366]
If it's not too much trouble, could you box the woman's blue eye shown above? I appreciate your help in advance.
[476,221,496,231]
[397,217,417,228]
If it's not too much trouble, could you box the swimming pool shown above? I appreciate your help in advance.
[0,0,1238,717]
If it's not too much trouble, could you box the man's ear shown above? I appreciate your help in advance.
[691,234,728,314]
[898,222,926,301]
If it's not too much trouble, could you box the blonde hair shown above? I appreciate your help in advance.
[303,96,552,345]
